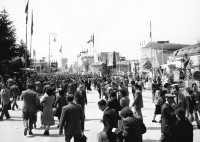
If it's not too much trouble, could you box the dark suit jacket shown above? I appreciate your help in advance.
[10,85,20,98]
[21,89,37,112]
[59,102,84,135]
[122,116,143,142]
[107,98,121,119]
[103,108,118,142]
[75,89,87,108]
[167,119,193,142]
[161,103,176,134]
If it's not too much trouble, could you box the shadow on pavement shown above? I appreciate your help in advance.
[36,126,59,130]
[27,133,64,138]
[147,127,161,130]
[88,102,97,104]
[85,118,101,121]
[5,118,22,121]
[143,107,154,110]
[143,139,158,142]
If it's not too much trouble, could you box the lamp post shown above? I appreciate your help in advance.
[48,33,57,77]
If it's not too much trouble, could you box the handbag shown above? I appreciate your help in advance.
[81,133,87,142]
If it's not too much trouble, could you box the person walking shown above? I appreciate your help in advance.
[59,94,84,142]
[0,83,11,121]
[166,108,193,142]
[21,83,37,136]
[159,93,177,142]
[130,84,144,119]
[97,99,118,142]
[119,107,146,142]
[75,84,87,118]
[54,89,67,128]
[10,81,20,110]
[40,87,55,135]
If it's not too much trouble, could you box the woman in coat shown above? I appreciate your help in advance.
[40,87,55,135]
[0,83,11,121]
[54,89,67,127]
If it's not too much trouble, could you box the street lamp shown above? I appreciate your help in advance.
[48,33,57,76]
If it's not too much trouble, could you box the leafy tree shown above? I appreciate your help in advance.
[0,9,18,75]
[0,9,17,62]
[16,40,31,67]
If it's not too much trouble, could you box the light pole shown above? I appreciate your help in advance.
[48,33,57,77]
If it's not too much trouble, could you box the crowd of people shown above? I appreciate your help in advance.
[0,73,200,142]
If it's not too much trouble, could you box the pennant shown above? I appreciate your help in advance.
[92,33,94,47]
[25,0,29,24]
[87,35,93,44]
[31,11,33,35]
[33,49,35,56]
[150,21,152,38]
[59,45,62,53]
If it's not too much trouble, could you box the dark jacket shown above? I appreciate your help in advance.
[59,102,84,135]
[103,108,118,142]
[21,89,37,112]
[122,116,144,142]
[167,118,193,142]
[161,103,177,134]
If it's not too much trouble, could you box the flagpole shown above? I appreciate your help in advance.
[30,34,32,71]
[150,20,154,78]
[25,15,28,74]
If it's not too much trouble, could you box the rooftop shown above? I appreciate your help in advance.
[142,42,190,50]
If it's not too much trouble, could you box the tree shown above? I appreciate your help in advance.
[14,40,31,68]
[0,9,17,62]
[0,9,18,75]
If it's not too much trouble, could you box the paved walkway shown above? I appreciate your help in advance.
[0,88,199,142]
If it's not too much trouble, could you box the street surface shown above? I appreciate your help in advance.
[0,88,199,142]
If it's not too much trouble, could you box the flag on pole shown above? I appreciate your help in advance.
[92,33,94,48]
[59,45,62,53]
[150,21,152,38]
[31,11,33,35]
[33,49,35,56]
[87,35,93,44]
[25,0,29,24]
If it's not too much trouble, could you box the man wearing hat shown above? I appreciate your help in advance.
[171,84,189,114]
[160,93,177,142]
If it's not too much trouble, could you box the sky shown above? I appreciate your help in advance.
[1,0,200,66]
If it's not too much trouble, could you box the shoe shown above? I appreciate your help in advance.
[29,131,33,135]
[57,124,59,128]
[16,105,19,109]
[44,130,49,135]
[6,116,10,119]
[159,120,162,123]
[12,108,15,111]
[24,128,27,136]
[152,120,157,122]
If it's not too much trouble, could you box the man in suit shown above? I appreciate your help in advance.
[75,84,87,118]
[59,94,84,142]
[130,84,144,119]
[21,83,37,136]
[97,99,118,142]
[160,93,177,142]
[10,81,20,110]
